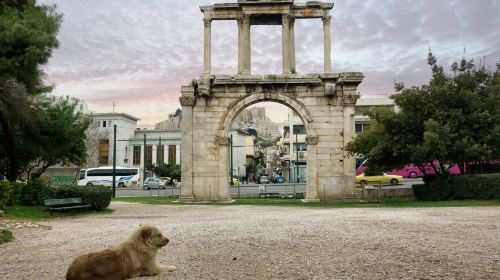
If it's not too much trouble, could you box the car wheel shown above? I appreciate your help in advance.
[409,171,417,179]
[160,185,165,190]
[86,183,93,187]
[118,182,125,188]
[360,180,367,187]
[143,185,150,190]
[391,179,398,185]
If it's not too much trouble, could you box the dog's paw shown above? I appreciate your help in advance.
[160,265,177,272]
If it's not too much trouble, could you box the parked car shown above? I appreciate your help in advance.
[229,177,240,185]
[160,177,178,187]
[275,176,284,183]
[143,177,165,190]
[259,175,269,184]
[355,173,403,186]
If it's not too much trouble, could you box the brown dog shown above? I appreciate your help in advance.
[66,225,176,280]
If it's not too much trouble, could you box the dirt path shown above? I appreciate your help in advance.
[1,202,499,279]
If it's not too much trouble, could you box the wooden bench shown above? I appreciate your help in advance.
[44,198,91,214]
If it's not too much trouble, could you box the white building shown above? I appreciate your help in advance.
[83,112,181,182]
[355,97,397,134]
[279,109,307,183]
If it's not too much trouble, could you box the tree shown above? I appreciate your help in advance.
[0,0,62,181]
[346,52,500,176]
[27,96,89,178]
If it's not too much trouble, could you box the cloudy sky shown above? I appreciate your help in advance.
[38,0,500,127]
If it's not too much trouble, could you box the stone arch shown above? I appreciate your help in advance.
[217,91,320,201]
[219,92,316,138]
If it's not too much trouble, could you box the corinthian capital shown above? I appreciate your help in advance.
[203,18,211,28]
[179,96,195,106]
[282,13,290,25]
[322,15,331,25]
[341,94,359,106]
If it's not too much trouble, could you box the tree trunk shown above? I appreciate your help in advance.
[0,110,19,182]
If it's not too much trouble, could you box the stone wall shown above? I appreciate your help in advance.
[180,73,363,201]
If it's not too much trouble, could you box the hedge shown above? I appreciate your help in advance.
[412,174,500,201]
[49,185,112,211]
[20,179,49,206]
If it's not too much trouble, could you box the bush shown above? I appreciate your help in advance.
[49,185,112,210]
[413,174,500,200]
[0,229,14,244]
[20,179,49,206]
[9,182,24,205]
[450,174,500,199]
[0,181,12,208]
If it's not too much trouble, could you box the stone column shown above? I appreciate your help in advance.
[237,16,244,74]
[322,15,332,73]
[290,16,296,74]
[203,17,212,75]
[282,14,292,75]
[179,87,196,202]
[304,136,320,202]
[241,14,251,75]
[342,94,358,194]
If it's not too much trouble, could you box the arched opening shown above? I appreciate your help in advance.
[216,92,319,201]
[226,102,308,198]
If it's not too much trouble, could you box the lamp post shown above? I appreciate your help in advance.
[230,134,233,186]
[295,133,299,183]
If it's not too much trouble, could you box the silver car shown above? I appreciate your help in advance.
[143,177,165,190]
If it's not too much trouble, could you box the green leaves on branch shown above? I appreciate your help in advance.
[346,51,500,175]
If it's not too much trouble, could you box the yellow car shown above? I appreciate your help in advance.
[230,177,240,185]
[355,173,404,186]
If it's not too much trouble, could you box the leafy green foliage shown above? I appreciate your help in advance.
[0,0,62,94]
[19,178,48,205]
[152,163,181,179]
[346,52,500,175]
[0,180,12,207]
[49,185,112,211]
[0,229,14,244]
[412,174,500,201]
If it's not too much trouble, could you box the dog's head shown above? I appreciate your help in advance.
[139,225,169,248]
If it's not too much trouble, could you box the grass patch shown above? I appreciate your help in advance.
[3,205,114,220]
[113,197,500,208]
[0,229,14,244]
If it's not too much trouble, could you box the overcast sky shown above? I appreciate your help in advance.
[38,0,500,127]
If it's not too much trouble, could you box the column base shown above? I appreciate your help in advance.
[301,198,320,203]
[178,195,195,202]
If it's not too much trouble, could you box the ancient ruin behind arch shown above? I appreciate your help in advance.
[179,0,363,202]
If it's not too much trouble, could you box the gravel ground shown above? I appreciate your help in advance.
[1,202,499,280]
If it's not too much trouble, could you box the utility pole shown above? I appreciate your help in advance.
[230,134,234,185]
[143,134,146,186]
[112,124,117,198]
[296,133,299,183]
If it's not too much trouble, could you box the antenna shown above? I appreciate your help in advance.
[112,101,116,112]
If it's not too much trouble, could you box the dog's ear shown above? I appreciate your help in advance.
[141,227,152,239]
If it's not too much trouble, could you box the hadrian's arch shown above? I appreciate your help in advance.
[179,0,363,202]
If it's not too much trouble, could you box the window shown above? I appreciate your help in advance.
[103,121,107,128]
[146,145,153,166]
[355,123,368,134]
[293,125,306,134]
[133,146,141,165]
[157,145,164,164]
[294,143,307,152]
[168,145,176,164]
[99,139,109,165]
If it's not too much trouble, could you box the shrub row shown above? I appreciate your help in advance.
[0,180,112,211]
[49,185,112,211]
[412,174,500,201]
